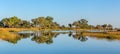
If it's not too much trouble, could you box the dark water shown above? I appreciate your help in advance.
[0,31,120,54]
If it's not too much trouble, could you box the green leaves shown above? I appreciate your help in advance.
[0,16,113,30]
[71,19,89,29]
[1,16,21,28]
[31,16,59,29]
[0,16,31,28]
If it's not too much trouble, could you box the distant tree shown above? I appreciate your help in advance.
[80,19,88,25]
[52,22,60,29]
[107,24,113,30]
[31,16,60,29]
[31,17,45,27]
[1,16,23,28]
[72,21,80,29]
[0,22,3,27]
[20,20,31,28]
[0,16,114,30]
[60,25,66,29]
[88,25,95,29]
[80,19,88,29]
[96,25,102,29]
[72,19,89,29]
[68,24,72,29]
[102,24,108,31]
[46,16,53,22]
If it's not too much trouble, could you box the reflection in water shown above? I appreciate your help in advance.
[19,33,32,39]
[89,35,120,41]
[0,31,120,44]
[68,31,88,42]
[0,33,21,44]
[31,31,59,44]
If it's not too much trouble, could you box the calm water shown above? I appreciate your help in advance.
[0,31,120,54]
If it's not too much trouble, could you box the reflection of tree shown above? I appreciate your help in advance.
[6,36,21,44]
[3,30,120,44]
[19,33,32,39]
[31,31,59,44]
[90,35,120,41]
[0,33,21,44]
[0,31,60,44]
[0,31,33,44]
[68,31,73,37]
[69,31,88,42]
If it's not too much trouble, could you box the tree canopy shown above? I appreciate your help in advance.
[0,16,113,30]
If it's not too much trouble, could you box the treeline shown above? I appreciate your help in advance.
[0,16,60,29]
[0,16,113,30]
[68,19,113,30]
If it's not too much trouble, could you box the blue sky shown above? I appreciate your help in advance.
[0,0,120,27]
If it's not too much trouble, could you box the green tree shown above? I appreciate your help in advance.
[31,16,59,29]
[96,25,102,29]
[107,24,113,30]
[0,22,3,27]
[68,24,72,29]
[72,19,89,29]
[72,21,80,29]
[20,20,31,28]
[1,16,23,28]
[51,22,60,29]
[80,19,88,29]
[102,24,107,31]
[31,17,45,27]
[80,19,88,24]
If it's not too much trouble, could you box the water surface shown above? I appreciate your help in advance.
[0,31,120,54]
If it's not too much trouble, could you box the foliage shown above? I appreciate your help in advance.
[0,16,113,30]
[31,16,60,29]
[0,16,31,28]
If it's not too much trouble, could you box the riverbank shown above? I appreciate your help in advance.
[82,32,120,40]
[0,28,120,43]
[0,28,120,34]
[0,28,39,32]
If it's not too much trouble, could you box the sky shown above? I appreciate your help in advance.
[0,0,120,27]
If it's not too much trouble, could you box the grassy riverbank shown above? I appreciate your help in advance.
[82,32,120,40]
[0,28,39,32]
[0,28,120,43]
[0,28,120,40]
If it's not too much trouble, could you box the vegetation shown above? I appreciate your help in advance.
[0,28,21,44]
[0,16,31,28]
[0,16,119,44]
[31,16,60,29]
[0,16,115,31]
[32,31,59,44]
[1,31,120,44]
